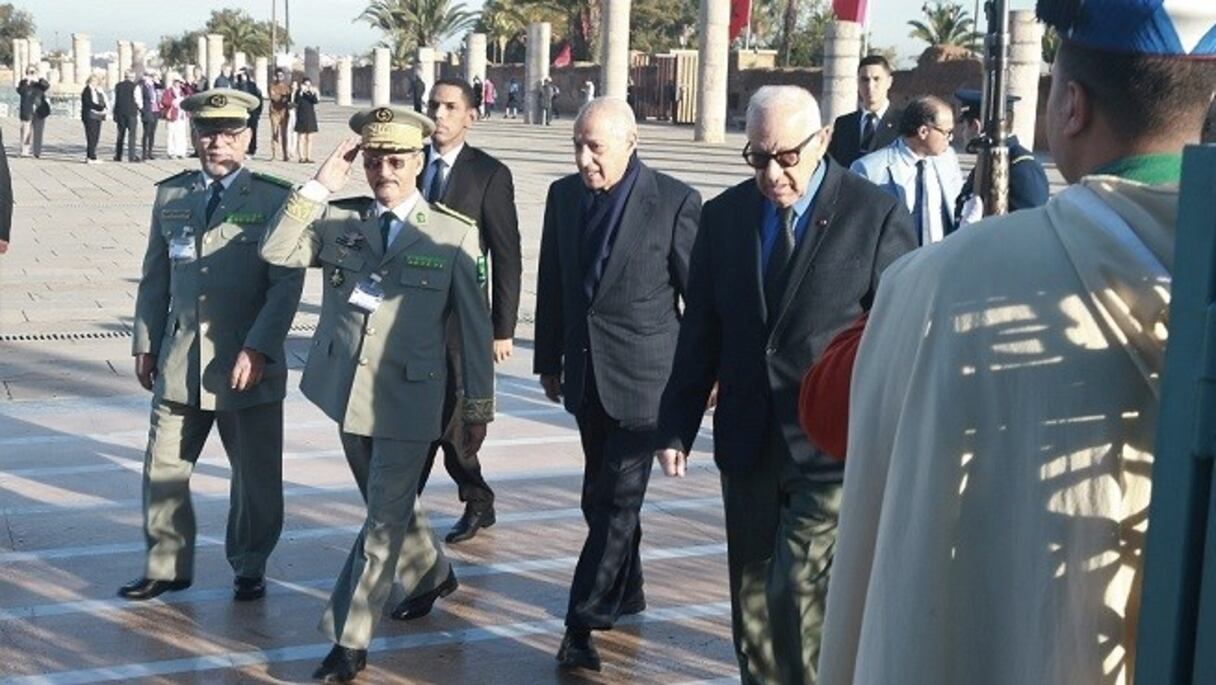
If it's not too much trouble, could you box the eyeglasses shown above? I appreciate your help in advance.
[741,132,819,169]
[362,154,415,171]
[927,124,954,141]
[194,127,248,143]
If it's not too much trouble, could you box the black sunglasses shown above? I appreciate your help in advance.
[741,132,818,169]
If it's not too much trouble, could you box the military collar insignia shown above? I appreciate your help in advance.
[161,208,191,220]
[476,256,488,286]
[413,209,428,225]
[336,231,366,250]
[406,254,445,270]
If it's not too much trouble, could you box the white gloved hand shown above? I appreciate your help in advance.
[959,195,984,229]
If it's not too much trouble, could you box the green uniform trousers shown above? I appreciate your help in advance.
[321,433,451,650]
[721,440,843,685]
[142,399,284,580]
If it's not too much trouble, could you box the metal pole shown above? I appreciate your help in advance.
[285,0,291,53]
[270,0,277,58]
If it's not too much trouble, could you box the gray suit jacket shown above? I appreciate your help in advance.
[260,189,495,440]
[533,164,701,428]
[132,167,305,411]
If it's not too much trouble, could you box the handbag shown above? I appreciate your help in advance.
[35,99,50,118]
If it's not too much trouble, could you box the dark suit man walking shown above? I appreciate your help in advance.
[536,97,702,671]
[113,71,141,162]
[655,86,916,685]
[408,77,522,547]
[826,55,901,167]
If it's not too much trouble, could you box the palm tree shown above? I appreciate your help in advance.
[907,1,980,49]
[479,0,527,63]
[206,9,270,58]
[359,0,480,67]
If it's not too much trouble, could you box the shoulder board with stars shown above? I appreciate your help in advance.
[154,169,193,186]
[432,203,476,227]
[252,172,295,189]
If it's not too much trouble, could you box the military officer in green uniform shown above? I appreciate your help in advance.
[123,88,305,603]
[259,106,494,684]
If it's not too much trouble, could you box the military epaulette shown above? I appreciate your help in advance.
[432,203,476,227]
[154,169,193,186]
[252,172,295,189]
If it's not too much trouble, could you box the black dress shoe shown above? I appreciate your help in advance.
[620,592,646,616]
[312,644,367,683]
[390,568,458,620]
[556,629,602,671]
[445,504,496,543]
[117,577,192,600]
[233,575,265,601]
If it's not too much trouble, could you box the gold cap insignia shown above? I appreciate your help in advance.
[373,107,394,123]
[208,94,228,108]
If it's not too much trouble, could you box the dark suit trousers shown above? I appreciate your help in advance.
[246,116,259,155]
[83,120,101,160]
[418,332,494,508]
[565,366,651,631]
[141,116,158,159]
[115,115,138,160]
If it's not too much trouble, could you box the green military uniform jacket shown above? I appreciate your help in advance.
[259,188,495,441]
[132,167,306,411]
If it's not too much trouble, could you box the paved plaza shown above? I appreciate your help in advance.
[0,102,1063,683]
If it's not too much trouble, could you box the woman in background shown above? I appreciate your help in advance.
[292,78,319,163]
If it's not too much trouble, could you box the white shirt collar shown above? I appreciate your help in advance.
[429,142,464,168]
[201,167,243,191]
[375,191,422,223]
[861,101,890,121]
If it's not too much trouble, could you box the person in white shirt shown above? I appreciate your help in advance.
[850,95,964,245]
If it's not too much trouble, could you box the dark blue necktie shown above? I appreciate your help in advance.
[205,182,223,223]
[913,160,926,246]
[860,112,878,153]
[380,212,395,250]
[764,207,795,313]
[427,159,446,202]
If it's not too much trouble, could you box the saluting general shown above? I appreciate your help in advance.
[259,107,494,684]
[124,88,305,603]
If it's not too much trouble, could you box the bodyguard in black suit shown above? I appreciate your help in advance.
[113,71,141,162]
[826,55,901,167]
[402,78,522,548]
[535,97,701,671]
[655,86,916,685]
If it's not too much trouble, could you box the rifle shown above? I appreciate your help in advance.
[971,0,1011,216]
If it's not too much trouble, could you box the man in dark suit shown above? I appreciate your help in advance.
[236,69,263,156]
[654,86,916,685]
[826,55,901,167]
[535,97,701,671]
[405,77,522,547]
[0,127,12,255]
[113,71,141,162]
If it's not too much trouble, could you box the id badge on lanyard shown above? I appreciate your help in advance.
[348,273,385,313]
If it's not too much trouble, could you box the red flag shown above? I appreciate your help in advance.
[729,0,750,41]
[832,0,869,23]
[552,42,572,68]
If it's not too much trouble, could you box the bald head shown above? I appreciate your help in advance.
[573,97,638,191]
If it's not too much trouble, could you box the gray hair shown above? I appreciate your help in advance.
[575,96,638,142]
[746,86,821,137]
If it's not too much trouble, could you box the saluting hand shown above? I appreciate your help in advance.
[656,448,687,478]
[315,136,362,193]
[230,347,266,392]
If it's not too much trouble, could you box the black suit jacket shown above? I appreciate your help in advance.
[534,163,702,428]
[656,160,917,475]
[827,107,901,168]
[113,81,139,119]
[16,78,49,120]
[420,144,522,339]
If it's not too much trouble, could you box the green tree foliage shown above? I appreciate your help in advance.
[359,0,479,68]
[908,1,980,50]
[0,3,35,67]
[158,31,202,69]
[157,9,288,70]
[630,0,697,54]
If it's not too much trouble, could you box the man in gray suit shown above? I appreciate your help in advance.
[534,97,701,671]
[260,106,495,684]
[124,88,305,603]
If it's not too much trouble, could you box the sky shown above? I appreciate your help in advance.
[16,0,1037,66]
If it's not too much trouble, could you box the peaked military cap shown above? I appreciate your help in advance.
[954,88,1020,118]
[1036,0,1216,58]
[181,88,262,120]
[349,106,435,152]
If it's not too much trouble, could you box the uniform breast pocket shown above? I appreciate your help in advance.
[399,267,446,291]
[318,242,367,273]
[219,224,264,247]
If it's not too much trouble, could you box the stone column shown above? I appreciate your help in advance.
[694,0,729,142]
[132,42,147,78]
[206,33,224,86]
[71,33,91,85]
[233,51,247,74]
[337,55,353,107]
[254,56,269,94]
[524,22,551,124]
[12,38,27,78]
[59,58,75,85]
[26,37,42,76]
[601,0,632,99]
[46,67,59,86]
[106,60,119,90]
[117,40,132,74]
[465,33,487,83]
[415,47,435,101]
[1008,9,1043,148]
[195,34,207,74]
[822,21,863,128]
[372,46,391,106]
[305,46,321,84]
